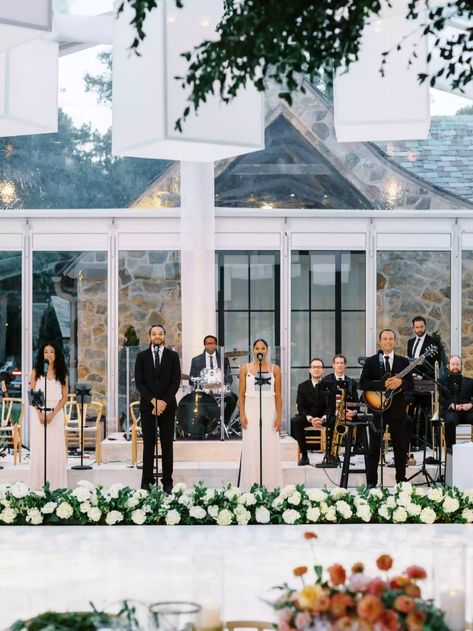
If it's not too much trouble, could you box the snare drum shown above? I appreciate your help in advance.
[176,391,220,440]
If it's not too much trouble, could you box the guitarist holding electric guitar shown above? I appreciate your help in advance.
[360,328,414,488]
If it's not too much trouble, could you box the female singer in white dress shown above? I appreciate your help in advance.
[29,342,68,490]
[238,339,283,490]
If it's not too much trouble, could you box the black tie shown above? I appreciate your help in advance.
[384,356,390,374]
[338,378,343,382]
[154,346,160,369]
[210,356,214,369]
[412,338,421,357]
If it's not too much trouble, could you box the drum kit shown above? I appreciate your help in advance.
[176,350,246,440]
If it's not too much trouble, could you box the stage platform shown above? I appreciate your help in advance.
[0,439,440,489]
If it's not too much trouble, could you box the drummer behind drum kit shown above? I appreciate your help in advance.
[176,350,246,440]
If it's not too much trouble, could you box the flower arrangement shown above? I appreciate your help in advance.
[0,480,472,526]
[273,537,449,631]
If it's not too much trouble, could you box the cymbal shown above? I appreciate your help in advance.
[225,349,248,358]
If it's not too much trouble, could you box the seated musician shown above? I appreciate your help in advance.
[322,354,361,453]
[189,335,232,386]
[440,355,473,452]
[293,358,327,466]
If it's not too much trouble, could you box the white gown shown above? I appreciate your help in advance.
[29,376,67,491]
[240,365,283,491]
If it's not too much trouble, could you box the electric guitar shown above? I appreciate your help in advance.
[362,345,437,412]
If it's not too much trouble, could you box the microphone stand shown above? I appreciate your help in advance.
[71,384,92,470]
[254,354,271,486]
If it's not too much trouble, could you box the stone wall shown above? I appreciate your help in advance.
[376,251,451,358]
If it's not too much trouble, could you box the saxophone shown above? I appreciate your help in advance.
[431,360,440,421]
[331,385,347,457]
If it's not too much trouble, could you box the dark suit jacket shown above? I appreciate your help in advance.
[135,346,181,414]
[359,353,413,420]
[440,373,473,416]
[189,352,232,385]
[296,379,327,419]
[322,373,360,418]
[406,334,440,379]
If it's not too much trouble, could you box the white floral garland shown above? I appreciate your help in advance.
[0,481,472,526]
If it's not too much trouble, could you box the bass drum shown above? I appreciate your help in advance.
[176,391,220,440]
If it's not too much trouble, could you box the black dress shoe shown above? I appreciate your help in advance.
[298,455,310,466]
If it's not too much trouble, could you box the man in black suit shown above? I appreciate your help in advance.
[359,329,414,488]
[293,358,327,466]
[322,354,361,453]
[135,324,181,493]
[189,335,232,385]
[440,355,473,449]
[406,316,440,379]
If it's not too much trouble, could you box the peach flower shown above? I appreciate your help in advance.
[390,576,409,589]
[377,609,399,631]
[376,554,393,571]
[405,609,426,631]
[357,594,384,623]
[304,531,318,540]
[330,593,354,618]
[405,565,427,580]
[328,563,347,586]
[334,616,355,631]
[393,595,415,614]
[404,582,421,598]
[367,577,387,597]
[293,566,308,577]
[312,593,331,613]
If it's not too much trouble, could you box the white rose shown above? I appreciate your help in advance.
[354,496,368,507]
[335,500,352,519]
[255,506,271,524]
[105,510,123,525]
[108,483,126,499]
[405,503,421,517]
[26,508,43,525]
[396,493,412,508]
[288,491,302,506]
[126,496,140,509]
[414,486,427,498]
[427,488,443,502]
[203,489,215,502]
[10,482,29,499]
[33,490,45,498]
[79,502,91,514]
[41,502,57,514]
[239,493,256,506]
[443,496,460,514]
[87,507,102,522]
[172,482,187,493]
[306,507,320,523]
[0,483,10,499]
[378,504,391,520]
[462,508,473,523]
[178,494,193,508]
[420,507,436,524]
[356,505,371,523]
[77,479,96,489]
[306,488,327,502]
[134,489,149,500]
[325,507,337,522]
[332,488,348,499]
[72,487,91,503]
[131,509,146,525]
[369,488,384,499]
[225,486,240,500]
[282,509,299,524]
[56,502,74,519]
[189,506,207,520]
[392,507,408,523]
[217,509,233,526]
[0,508,17,524]
[462,489,473,502]
[235,508,251,525]
[398,481,413,494]
[207,505,219,519]
[386,496,396,509]
[319,501,328,515]
[165,509,181,525]
[280,485,296,499]
[272,497,283,510]
[89,492,99,506]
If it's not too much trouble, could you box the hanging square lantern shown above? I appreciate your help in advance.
[112,0,264,161]
[334,0,430,142]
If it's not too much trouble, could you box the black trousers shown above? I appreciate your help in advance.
[443,411,473,448]
[366,414,407,486]
[293,414,335,456]
[141,407,175,490]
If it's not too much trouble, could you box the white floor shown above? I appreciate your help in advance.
[0,524,472,629]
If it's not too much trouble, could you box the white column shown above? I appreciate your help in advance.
[180,162,216,375]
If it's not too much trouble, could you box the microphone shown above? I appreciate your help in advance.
[43,358,49,374]
[257,352,263,362]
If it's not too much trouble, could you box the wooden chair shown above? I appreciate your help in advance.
[64,396,104,464]
[440,421,473,461]
[130,401,143,465]
[0,397,24,464]
[296,425,326,462]
[226,622,274,631]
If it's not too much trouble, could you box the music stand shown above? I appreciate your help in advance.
[442,372,462,483]
[71,383,92,470]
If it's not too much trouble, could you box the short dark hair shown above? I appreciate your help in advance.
[379,328,396,340]
[333,354,347,364]
[149,324,166,335]
[412,316,426,326]
[203,335,218,345]
[310,357,324,368]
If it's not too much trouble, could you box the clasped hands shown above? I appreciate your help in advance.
[451,402,473,412]
[37,410,54,425]
[151,398,167,416]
